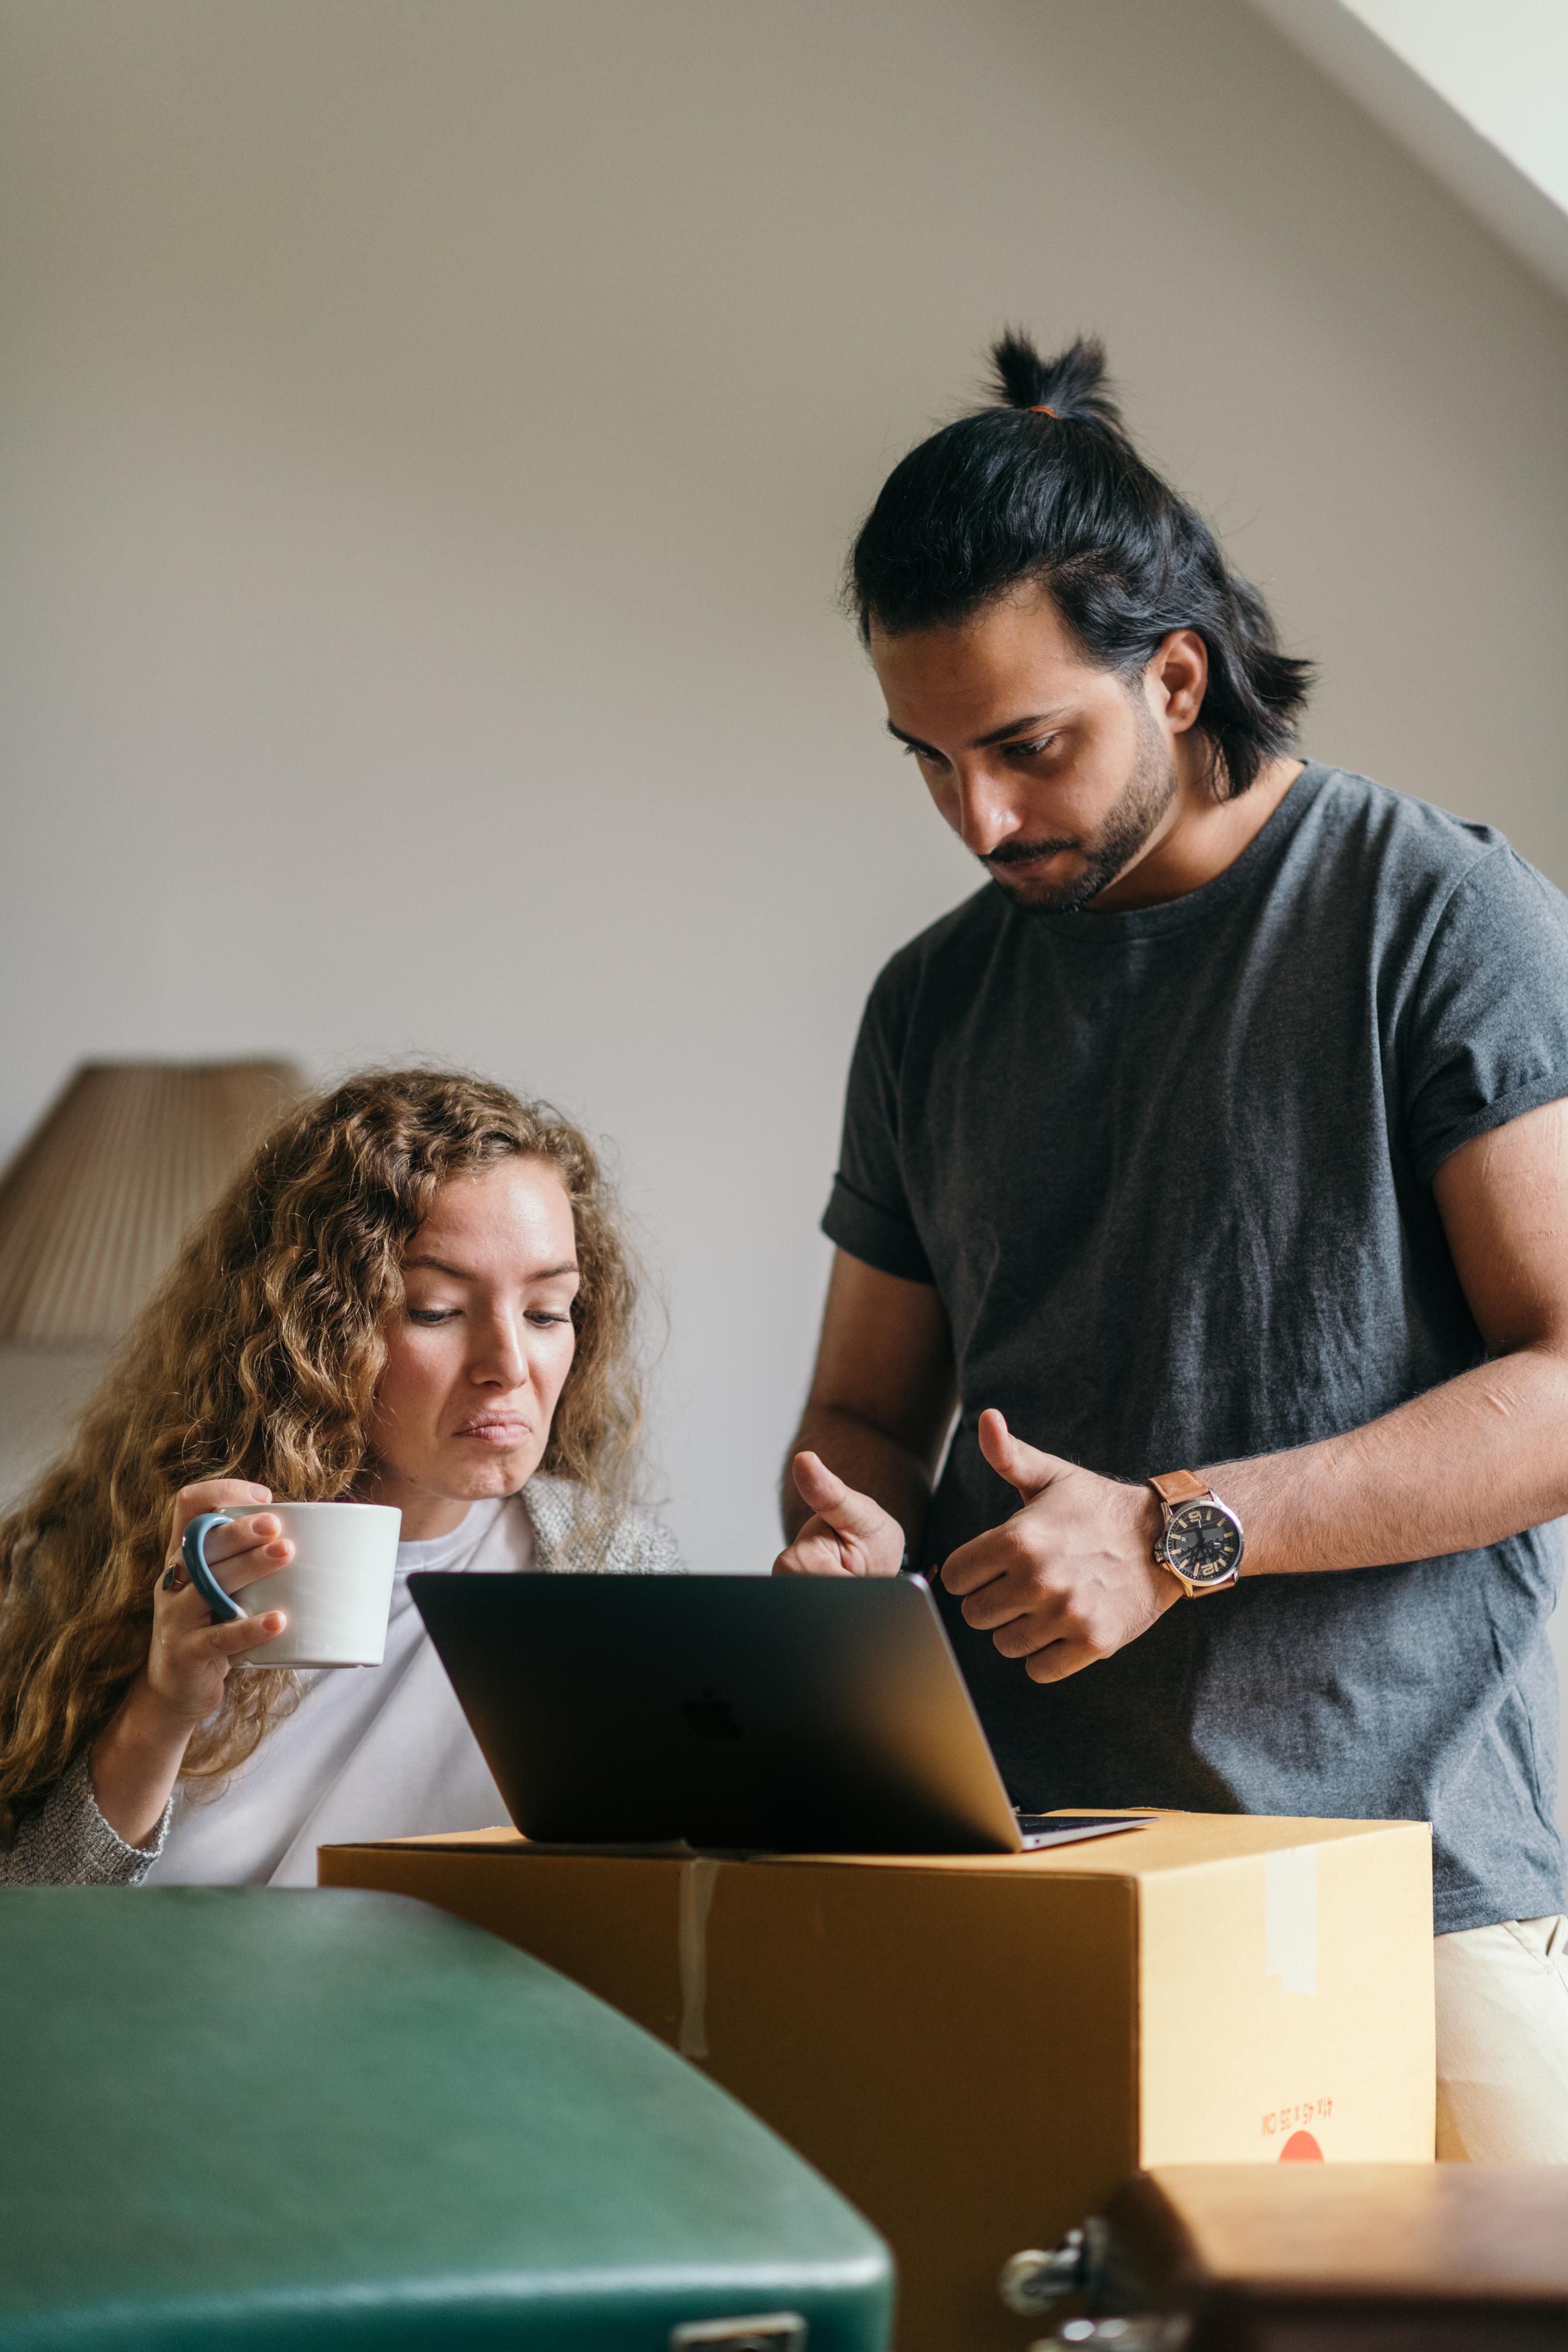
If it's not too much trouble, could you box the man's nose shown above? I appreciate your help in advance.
[950,762,1023,859]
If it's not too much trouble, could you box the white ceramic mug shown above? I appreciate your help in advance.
[181,1501,402,1668]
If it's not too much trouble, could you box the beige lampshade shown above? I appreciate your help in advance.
[0,1061,306,1346]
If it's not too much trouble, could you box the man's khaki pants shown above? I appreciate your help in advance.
[1435,1914,1568,2160]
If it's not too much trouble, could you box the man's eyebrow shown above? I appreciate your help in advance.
[403,1256,580,1281]
[973,710,1069,748]
[885,710,1070,753]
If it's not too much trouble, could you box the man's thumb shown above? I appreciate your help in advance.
[791,1451,884,1538]
[977,1407,1070,1500]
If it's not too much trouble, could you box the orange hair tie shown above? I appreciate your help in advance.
[1030,404,1057,417]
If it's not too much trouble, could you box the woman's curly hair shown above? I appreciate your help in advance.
[0,1068,643,1842]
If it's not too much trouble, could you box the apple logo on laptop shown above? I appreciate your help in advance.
[681,1687,742,1740]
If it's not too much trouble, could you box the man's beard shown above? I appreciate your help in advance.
[982,709,1178,914]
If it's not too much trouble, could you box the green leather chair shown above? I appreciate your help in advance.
[0,1888,892,2351]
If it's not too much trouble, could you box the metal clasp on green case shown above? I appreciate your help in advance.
[670,2318,807,2352]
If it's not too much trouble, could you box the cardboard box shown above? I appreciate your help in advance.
[320,1812,1435,2352]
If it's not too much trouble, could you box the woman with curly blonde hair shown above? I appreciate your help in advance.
[0,1068,680,1886]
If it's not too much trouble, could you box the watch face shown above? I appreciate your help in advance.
[1165,1500,1242,1585]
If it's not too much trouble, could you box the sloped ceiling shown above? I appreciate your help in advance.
[1250,0,1568,304]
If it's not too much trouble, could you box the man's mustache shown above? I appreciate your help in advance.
[983,835,1082,869]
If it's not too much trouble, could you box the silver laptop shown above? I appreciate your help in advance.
[410,1568,1153,1856]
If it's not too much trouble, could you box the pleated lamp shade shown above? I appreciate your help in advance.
[0,1061,306,1346]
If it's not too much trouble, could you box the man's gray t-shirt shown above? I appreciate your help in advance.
[823,763,1568,1933]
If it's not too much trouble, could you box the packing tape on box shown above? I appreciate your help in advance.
[678,1856,721,2059]
[1265,1845,1318,1995]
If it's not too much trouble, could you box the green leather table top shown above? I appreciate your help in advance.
[0,1888,891,2350]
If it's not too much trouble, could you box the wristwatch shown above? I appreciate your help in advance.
[1148,1469,1244,1596]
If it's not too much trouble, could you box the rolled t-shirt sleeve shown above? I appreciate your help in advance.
[1402,847,1568,1183]
[822,963,935,1284]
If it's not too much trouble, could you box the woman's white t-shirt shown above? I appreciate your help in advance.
[144,1496,532,1889]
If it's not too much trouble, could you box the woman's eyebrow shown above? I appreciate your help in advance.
[403,1255,580,1281]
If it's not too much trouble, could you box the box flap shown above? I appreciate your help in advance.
[322,1808,1428,1881]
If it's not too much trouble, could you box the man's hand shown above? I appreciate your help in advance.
[773,1452,905,1578]
[941,1409,1176,1681]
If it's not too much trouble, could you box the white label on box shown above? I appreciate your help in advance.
[1265,1845,1318,1995]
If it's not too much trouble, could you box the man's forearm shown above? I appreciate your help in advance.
[782,1404,936,1551]
[1211,1344,1568,1576]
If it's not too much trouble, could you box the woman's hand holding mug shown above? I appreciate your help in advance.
[88,1481,291,1850]
[771,1451,905,1578]
[150,1482,293,1722]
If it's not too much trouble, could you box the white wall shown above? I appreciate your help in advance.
[3,0,1567,1689]
[1251,0,1568,301]
[1348,0,1568,213]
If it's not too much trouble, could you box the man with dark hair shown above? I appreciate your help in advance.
[776,333,1568,2158]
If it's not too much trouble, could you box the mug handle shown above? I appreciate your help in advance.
[180,1512,244,1622]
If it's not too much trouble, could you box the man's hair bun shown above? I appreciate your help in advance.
[988,329,1125,437]
[847,328,1313,799]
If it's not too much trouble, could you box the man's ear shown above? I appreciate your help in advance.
[1148,628,1207,735]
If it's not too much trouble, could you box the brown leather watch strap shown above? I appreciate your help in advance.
[1149,1469,1209,1506]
